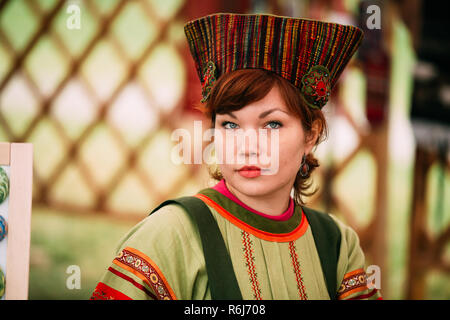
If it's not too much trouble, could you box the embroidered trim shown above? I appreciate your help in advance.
[288,241,308,300]
[113,247,177,300]
[90,282,132,300]
[194,193,309,242]
[241,231,262,300]
[337,268,368,299]
[108,266,157,299]
[201,61,217,102]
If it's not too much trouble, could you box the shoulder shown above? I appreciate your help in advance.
[115,203,202,258]
[302,206,342,246]
[301,206,361,251]
[327,214,363,256]
[302,206,339,229]
[327,214,369,292]
[327,214,382,299]
[93,200,211,300]
[110,202,205,299]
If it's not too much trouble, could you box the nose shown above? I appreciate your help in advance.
[236,129,260,163]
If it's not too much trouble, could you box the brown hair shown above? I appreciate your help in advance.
[195,68,328,206]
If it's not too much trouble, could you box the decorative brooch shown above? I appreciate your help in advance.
[201,61,217,103]
[301,65,331,110]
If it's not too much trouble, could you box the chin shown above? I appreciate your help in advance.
[228,171,278,196]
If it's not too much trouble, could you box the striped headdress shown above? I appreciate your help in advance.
[184,13,364,110]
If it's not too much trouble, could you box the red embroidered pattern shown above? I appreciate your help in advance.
[337,268,368,299]
[300,65,331,109]
[288,241,308,300]
[241,231,262,300]
[90,282,132,300]
[114,248,174,300]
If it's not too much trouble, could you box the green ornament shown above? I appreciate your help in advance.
[0,267,5,298]
[0,167,9,204]
[300,65,331,110]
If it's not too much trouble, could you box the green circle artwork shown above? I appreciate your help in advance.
[0,167,9,204]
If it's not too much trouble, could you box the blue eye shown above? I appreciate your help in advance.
[221,121,239,129]
[265,121,282,129]
[220,120,282,129]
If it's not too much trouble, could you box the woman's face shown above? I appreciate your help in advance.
[214,85,318,198]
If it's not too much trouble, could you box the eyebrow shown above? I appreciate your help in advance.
[224,108,288,119]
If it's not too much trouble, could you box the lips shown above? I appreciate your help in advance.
[237,166,261,178]
[238,166,261,171]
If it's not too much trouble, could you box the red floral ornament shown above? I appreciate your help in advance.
[301,65,331,110]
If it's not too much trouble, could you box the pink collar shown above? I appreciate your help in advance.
[211,179,294,221]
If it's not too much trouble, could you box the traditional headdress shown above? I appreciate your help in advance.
[184,13,364,110]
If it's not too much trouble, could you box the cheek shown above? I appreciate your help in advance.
[278,128,304,157]
[279,143,302,168]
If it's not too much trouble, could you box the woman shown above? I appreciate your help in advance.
[91,13,382,300]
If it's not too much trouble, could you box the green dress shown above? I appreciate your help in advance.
[91,185,382,300]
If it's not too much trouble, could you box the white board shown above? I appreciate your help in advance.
[0,142,33,300]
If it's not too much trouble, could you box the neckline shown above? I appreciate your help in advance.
[195,188,309,242]
[211,179,294,221]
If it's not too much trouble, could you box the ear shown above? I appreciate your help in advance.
[304,119,321,155]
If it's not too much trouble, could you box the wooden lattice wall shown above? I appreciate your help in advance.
[0,0,211,221]
[0,0,448,299]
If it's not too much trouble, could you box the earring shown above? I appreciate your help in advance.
[299,154,310,178]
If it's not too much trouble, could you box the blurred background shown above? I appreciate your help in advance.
[0,0,448,299]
